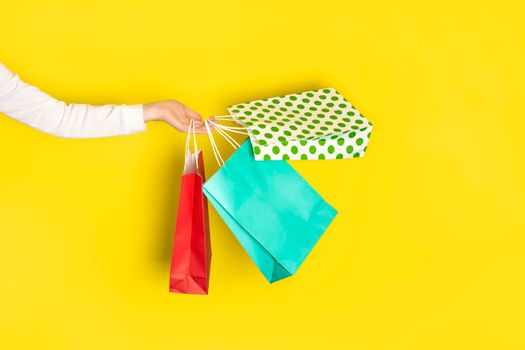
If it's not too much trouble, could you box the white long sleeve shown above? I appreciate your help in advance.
[0,62,146,138]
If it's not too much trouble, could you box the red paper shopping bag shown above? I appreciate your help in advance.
[169,122,211,294]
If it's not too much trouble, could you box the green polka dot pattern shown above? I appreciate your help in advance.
[227,88,372,160]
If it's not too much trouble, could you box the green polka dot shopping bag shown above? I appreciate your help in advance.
[217,88,372,161]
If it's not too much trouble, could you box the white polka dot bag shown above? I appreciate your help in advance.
[212,88,373,161]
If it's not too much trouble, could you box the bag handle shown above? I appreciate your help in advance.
[204,120,246,166]
[210,115,238,121]
[213,124,241,149]
[204,120,225,166]
[185,119,199,170]
[209,116,251,133]
[208,119,249,136]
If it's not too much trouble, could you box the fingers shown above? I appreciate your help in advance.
[184,109,216,134]
[176,116,212,134]
[184,105,202,120]
[183,106,206,132]
[166,116,209,134]
[194,118,218,134]
[161,101,217,134]
[190,121,206,134]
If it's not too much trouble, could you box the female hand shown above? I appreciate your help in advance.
[143,100,212,133]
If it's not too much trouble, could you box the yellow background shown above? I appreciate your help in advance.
[1,1,524,349]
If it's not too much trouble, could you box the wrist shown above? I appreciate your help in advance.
[143,103,155,122]
[143,102,165,122]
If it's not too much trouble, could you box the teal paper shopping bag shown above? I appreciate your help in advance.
[202,139,337,283]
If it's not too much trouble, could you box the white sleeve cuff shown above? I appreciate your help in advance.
[124,104,147,134]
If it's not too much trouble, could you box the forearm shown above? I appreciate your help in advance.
[0,63,146,138]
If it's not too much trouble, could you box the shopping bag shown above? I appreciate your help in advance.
[202,123,337,283]
[169,120,211,294]
[218,87,372,160]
